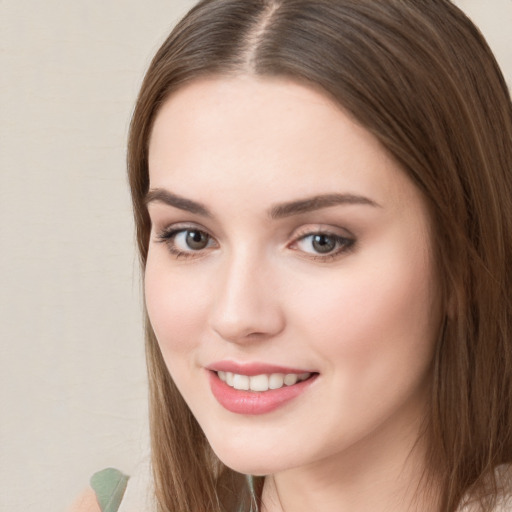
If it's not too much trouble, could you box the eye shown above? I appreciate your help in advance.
[155,226,217,258]
[176,229,210,251]
[306,234,338,254]
[293,231,354,259]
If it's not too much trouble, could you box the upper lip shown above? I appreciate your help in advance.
[206,360,315,376]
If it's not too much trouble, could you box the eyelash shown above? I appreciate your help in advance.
[154,225,355,262]
[291,230,355,262]
[155,226,216,260]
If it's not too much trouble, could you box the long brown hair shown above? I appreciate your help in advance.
[127,1,512,510]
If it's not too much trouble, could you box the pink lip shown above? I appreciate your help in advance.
[206,360,313,376]
[207,368,318,415]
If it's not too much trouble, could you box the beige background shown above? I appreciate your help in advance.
[0,1,510,511]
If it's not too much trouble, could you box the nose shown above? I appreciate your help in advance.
[209,250,286,344]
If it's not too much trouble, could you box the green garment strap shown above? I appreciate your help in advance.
[90,468,129,512]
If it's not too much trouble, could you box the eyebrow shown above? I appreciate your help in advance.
[269,193,381,219]
[145,188,380,219]
[145,188,212,217]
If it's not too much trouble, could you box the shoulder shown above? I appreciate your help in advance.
[68,487,101,512]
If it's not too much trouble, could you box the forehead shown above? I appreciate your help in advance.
[148,75,422,211]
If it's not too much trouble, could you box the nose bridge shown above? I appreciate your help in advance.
[209,245,284,342]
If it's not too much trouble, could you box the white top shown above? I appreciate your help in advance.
[458,465,512,511]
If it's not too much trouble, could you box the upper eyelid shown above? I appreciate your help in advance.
[154,221,212,236]
[290,223,355,240]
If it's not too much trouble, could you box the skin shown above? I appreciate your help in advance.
[68,488,101,512]
[145,76,443,511]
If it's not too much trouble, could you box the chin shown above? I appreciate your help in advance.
[205,428,306,476]
[215,450,284,476]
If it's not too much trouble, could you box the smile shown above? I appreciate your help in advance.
[217,371,312,392]
[208,367,318,415]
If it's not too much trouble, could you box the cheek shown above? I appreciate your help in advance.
[144,251,208,355]
[291,243,440,377]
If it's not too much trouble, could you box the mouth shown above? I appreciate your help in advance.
[207,365,319,415]
[216,370,314,392]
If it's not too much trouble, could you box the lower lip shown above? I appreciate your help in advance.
[208,371,318,415]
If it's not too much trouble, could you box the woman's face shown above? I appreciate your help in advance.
[145,76,442,476]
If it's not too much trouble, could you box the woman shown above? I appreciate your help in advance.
[72,0,512,511]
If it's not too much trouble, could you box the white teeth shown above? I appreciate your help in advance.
[268,373,285,389]
[284,374,298,386]
[249,374,269,391]
[218,371,312,392]
[233,374,250,390]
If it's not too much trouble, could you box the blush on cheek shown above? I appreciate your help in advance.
[145,269,204,352]
[302,254,437,372]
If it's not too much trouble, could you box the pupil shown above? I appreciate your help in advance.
[186,230,208,250]
[312,234,335,253]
